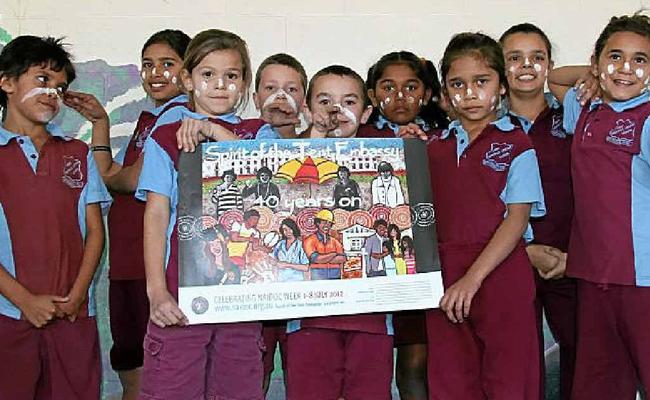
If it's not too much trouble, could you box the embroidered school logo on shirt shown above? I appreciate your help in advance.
[62,156,84,189]
[135,126,152,149]
[482,143,514,172]
[551,113,567,139]
[606,118,636,147]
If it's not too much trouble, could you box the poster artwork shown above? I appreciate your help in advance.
[177,138,443,324]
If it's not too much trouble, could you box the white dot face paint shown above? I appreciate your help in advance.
[163,70,171,79]
[478,92,486,101]
[407,96,415,104]
[261,88,298,113]
[21,87,60,103]
[171,76,177,85]
[140,70,147,81]
[607,64,615,75]
[227,83,237,92]
[152,67,158,76]
[453,93,462,104]
[397,92,404,99]
[418,98,424,106]
[194,89,201,98]
[600,72,607,81]
[216,78,225,89]
[200,81,208,91]
[332,128,344,137]
[533,63,543,73]
[636,68,645,79]
[524,57,531,66]
[466,88,473,97]
[623,62,631,72]
[336,104,358,127]
[508,65,516,74]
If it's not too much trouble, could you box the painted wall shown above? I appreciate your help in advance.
[0,1,645,399]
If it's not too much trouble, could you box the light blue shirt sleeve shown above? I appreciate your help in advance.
[501,148,546,217]
[298,243,309,265]
[255,124,281,139]
[135,137,175,201]
[562,87,582,134]
[272,241,282,259]
[113,143,127,165]
[84,152,112,209]
[151,106,187,133]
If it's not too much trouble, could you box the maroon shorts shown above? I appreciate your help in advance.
[571,280,650,400]
[286,328,393,400]
[393,310,427,346]
[0,315,100,400]
[262,320,287,376]
[139,321,264,400]
[109,278,150,371]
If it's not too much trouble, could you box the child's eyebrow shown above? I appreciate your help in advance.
[343,93,360,99]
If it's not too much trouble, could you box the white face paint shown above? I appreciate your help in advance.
[216,78,225,89]
[623,62,631,72]
[418,98,424,106]
[262,88,298,113]
[636,68,645,79]
[508,65,516,74]
[171,76,177,85]
[397,91,404,99]
[21,87,61,103]
[334,103,358,127]
[524,57,531,66]
[227,83,237,92]
[600,72,607,81]
[607,64,615,75]
[453,93,462,105]
[140,70,146,81]
[489,95,497,111]
[200,80,208,91]
[194,89,201,98]
[163,70,171,79]
[478,91,486,101]
[466,88,473,97]
[152,67,158,76]
[407,96,415,104]
[533,63,543,73]
[332,128,344,137]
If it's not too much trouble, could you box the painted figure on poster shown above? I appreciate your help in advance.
[302,209,347,280]
[371,161,405,207]
[272,218,310,282]
[332,165,362,211]
[211,169,244,217]
[226,209,261,281]
[363,219,389,277]
[242,166,280,209]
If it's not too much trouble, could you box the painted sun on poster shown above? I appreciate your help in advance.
[177,138,443,324]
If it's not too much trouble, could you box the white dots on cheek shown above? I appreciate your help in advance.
[508,65,516,75]
[227,83,237,92]
[607,64,615,75]
[407,96,415,104]
[171,76,177,85]
[636,68,645,79]
[454,93,462,103]
[140,70,146,81]
[533,64,543,73]
[194,89,201,98]
[600,72,607,81]
[201,81,208,91]
[163,70,171,79]
[478,92,486,101]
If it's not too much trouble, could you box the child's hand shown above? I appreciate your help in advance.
[262,103,301,128]
[397,123,428,141]
[439,273,482,323]
[175,119,234,152]
[63,91,109,124]
[539,250,568,280]
[56,292,86,322]
[149,289,188,328]
[574,71,601,106]
[20,294,69,328]
[310,104,340,137]
[526,244,561,275]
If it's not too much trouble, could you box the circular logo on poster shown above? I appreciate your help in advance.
[191,296,209,315]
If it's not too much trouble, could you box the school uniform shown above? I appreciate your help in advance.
[285,124,397,400]
[505,95,577,400]
[356,114,431,138]
[136,109,276,400]
[563,88,650,400]
[108,94,187,372]
[0,125,111,400]
[426,116,546,400]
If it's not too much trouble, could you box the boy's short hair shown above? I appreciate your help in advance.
[306,65,369,109]
[255,53,307,93]
[0,36,75,108]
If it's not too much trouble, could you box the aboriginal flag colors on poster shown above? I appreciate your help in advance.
[177,138,442,324]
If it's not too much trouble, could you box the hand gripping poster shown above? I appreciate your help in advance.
[177,138,443,324]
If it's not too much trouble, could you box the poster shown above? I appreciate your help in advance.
[177,138,443,324]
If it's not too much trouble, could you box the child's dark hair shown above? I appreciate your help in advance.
[255,53,307,93]
[0,36,75,108]
[441,32,507,92]
[594,13,650,60]
[141,29,191,59]
[306,65,369,109]
[183,29,252,111]
[366,51,449,129]
[400,235,414,256]
[499,23,552,60]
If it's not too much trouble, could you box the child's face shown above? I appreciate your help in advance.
[182,49,244,117]
[444,55,504,123]
[594,31,650,103]
[141,43,184,106]
[307,74,372,138]
[369,63,431,125]
[254,64,305,119]
[1,64,68,124]
[502,33,551,96]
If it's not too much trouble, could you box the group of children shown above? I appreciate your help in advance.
[0,11,648,400]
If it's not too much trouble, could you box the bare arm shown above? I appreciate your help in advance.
[440,203,531,323]
[57,203,104,322]
[548,65,593,103]
[104,156,143,194]
[144,192,187,327]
